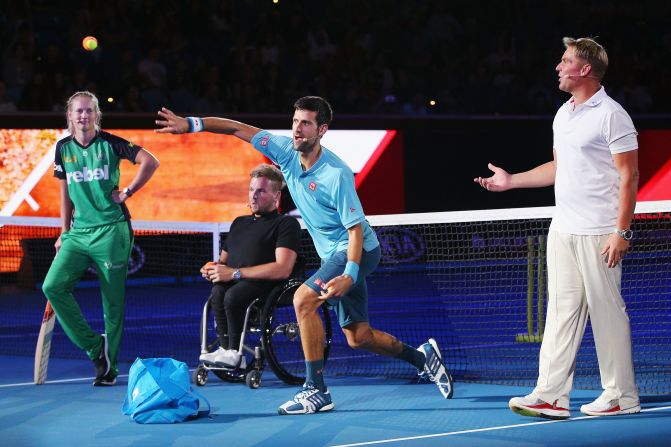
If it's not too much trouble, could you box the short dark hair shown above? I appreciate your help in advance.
[293,96,333,126]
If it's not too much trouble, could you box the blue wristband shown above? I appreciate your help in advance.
[343,261,359,284]
[186,117,204,133]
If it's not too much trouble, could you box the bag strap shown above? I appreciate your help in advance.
[189,387,211,417]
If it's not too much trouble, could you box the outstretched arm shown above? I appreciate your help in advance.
[474,149,557,192]
[155,107,262,143]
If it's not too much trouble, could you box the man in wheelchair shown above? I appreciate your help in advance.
[200,164,301,369]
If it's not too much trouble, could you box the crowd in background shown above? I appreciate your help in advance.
[0,0,669,116]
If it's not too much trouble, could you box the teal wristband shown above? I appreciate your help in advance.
[343,261,359,284]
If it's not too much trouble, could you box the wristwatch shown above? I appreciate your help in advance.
[614,228,633,240]
[122,186,134,197]
[232,269,242,280]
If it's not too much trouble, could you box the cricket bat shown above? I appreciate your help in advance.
[34,301,56,384]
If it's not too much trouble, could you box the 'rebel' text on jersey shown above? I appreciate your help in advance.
[65,165,110,184]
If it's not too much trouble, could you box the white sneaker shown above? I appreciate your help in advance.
[278,385,334,415]
[580,398,640,416]
[509,394,570,420]
[199,347,227,365]
[200,348,247,369]
[217,350,246,369]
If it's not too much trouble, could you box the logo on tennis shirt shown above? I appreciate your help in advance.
[309,181,317,191]
[260,135,270,146]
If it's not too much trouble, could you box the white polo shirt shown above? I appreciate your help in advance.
[550,86,638,235]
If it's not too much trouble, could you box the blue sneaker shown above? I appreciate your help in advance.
[278,385,334,415]
[418,338,453,398]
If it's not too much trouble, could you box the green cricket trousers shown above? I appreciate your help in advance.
[42,220,133,377]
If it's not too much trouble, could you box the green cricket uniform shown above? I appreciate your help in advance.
[42,131,141,378]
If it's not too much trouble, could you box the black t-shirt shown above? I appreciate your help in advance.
[223,211,301,275]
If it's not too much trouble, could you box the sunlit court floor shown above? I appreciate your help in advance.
[1,355,670,447]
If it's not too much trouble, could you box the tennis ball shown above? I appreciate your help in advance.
[202,261,217,270]
[82,36,98,51]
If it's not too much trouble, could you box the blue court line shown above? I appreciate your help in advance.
[328,405,671,447]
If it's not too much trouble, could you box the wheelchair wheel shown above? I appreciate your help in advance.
[245,369,262,389]
[262,280,332,385]
[193,365,208,386]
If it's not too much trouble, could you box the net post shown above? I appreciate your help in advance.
[526,235,534,336]
[537,234,546,338]
[516,236,536,342]
[213,223,222,262]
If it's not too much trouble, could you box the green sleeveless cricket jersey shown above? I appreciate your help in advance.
[54,131,141,228]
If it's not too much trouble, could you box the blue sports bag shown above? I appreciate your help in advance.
[122,357,210,424]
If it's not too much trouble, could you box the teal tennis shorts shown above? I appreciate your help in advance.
[305,246,381,328]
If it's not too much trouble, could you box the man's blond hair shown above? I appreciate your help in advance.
[562,37,609,81]
[250,163,285,192]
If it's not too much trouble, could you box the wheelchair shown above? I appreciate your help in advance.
[192,278,332,389]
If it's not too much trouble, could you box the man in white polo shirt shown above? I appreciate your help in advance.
[474,37,640,419]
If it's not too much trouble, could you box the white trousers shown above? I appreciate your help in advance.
[533,230,639,409]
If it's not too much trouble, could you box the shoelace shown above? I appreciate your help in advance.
[417,370,437,383]
[419,367,450,387]
[294,387,317,401]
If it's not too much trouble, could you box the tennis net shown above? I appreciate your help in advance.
[1,201,669,394]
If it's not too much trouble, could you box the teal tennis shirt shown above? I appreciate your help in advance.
[251,130,378,259]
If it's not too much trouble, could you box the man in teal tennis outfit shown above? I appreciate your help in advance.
[156,96,453,414]
[43,91,159,386]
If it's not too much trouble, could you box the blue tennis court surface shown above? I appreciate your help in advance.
[2,211,669,445]
[1,356,670,447]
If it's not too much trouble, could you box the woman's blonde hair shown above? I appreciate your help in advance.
[65,91,102,134]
